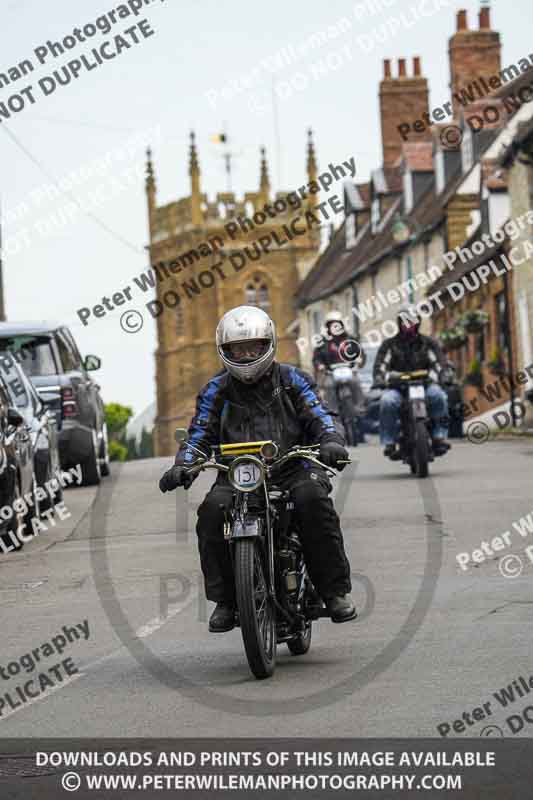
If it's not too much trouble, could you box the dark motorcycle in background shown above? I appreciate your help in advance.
[384,369,449,478]
[175,429,351,680]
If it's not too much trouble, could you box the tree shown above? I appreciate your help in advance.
[109,440,128,462]
[105,403,134,438]
[105,403,136,461]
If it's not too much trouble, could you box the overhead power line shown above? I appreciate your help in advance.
[1,124,144,255]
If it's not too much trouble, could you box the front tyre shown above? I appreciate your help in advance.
[234,538,276,679]
[100,424,111,477]
[413,420,429,478]
[340,396,357,447]
[287,622,312,656]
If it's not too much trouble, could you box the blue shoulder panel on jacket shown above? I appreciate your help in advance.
[185,372,225,460]
[287,366,335,433]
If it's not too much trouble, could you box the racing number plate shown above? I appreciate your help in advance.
[408,385,425,400]
[234,462,262,488]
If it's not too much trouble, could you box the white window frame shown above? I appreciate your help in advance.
[462,127,474,174]
[371,197,380,233]
[435,149,445,194]
[403,170,414,213]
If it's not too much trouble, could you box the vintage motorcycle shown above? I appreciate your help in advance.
[323,363,363,447]
[384,369,448,478]
[175,429,350,680]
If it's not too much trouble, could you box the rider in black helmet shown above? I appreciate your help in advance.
[373,305,450,457]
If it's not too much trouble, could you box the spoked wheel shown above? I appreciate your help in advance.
[287,621,312,656]
[340,398,357,446]
[234,538,276,679]
[413,420,429,478]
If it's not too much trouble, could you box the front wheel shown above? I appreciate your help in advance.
[287,622,312,656]
[234,538,276,680]
[99,424,111,477]
[413,420,429,478]
[339,396,357,446]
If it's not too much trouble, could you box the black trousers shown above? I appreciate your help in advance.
[196,468,352,603]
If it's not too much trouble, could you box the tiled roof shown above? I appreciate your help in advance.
[296,53,530,309]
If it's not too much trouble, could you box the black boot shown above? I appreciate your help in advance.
[433,439,450,457]
[325,594,357,623]
[384,443,402,460]
[209,602,236,633]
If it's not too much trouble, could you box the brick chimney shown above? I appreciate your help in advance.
[449,5,501,118]
[379,57,430,168]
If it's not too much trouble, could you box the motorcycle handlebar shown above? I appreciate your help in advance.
[183,445,351,477]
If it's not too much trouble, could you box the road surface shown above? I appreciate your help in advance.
[1,437,532,739]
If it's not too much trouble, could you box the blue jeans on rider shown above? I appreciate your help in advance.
[379,383,448,446]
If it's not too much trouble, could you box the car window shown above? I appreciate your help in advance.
[0,352,31,411]
[55,330,79,372]
[0,335,58,376]
[63,328,83,367]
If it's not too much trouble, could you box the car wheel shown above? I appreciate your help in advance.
[2,478,26,552]
[82,430,102,486]
[99,424,111,477]
[28,474,41,522]
[39,458,62,512]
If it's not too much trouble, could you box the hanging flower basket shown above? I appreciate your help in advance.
[439,325,468,351]
[460,309,489,334]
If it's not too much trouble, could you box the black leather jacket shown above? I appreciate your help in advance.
[373,333,445,384]
[175,362,344,467]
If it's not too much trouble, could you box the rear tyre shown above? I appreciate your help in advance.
[82,430,102,486]
[287,622,312,656]
[234,538,276,680]
[413,420,429,478]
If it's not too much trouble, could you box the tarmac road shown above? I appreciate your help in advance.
[1,437,532,739]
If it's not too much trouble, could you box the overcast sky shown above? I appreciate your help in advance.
[0,0,529,419]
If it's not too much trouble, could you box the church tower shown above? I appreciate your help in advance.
[145,133,321,455]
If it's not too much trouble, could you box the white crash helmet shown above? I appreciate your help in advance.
[216,305,276,384]
[324,310,344,326]
[324,309,345,335]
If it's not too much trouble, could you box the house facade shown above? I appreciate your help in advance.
[295,5,533,430]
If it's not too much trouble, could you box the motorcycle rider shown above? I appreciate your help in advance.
[312,310,367,441]
[373,305,450,458]
[159,305,356,633]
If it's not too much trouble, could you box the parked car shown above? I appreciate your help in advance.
[0,375,36,553]
[0,322,109,486]
[0,350,61,510]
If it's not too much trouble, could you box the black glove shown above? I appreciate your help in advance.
[319,440,349,471]
[159,465,194,493]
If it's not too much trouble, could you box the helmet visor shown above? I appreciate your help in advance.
[221,338,271,364]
